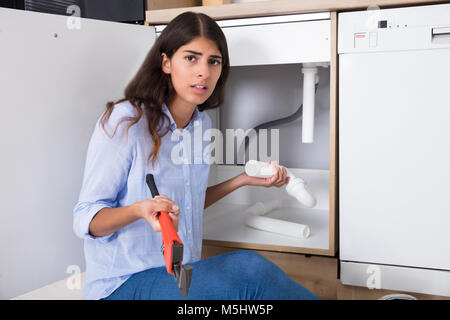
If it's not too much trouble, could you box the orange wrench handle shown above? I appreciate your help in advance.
[159,210,182,274]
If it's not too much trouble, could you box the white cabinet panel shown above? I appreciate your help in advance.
[222,19,330,66]
[0,8,155,299]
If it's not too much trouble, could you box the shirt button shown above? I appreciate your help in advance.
[186,181,190,186]
[187,205,190,210]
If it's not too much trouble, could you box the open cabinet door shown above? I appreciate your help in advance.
[0,8,155,299]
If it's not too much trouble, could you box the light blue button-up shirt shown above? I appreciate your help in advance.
[73,100,211,300]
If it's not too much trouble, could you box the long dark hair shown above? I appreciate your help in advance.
[100,12,230,167]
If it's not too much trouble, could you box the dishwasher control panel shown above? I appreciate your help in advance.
[338,3,450,53]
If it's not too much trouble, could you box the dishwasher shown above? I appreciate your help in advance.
[338,3,450,297]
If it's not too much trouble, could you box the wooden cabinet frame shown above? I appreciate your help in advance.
[202,13,338,257]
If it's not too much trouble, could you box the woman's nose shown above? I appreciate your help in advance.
[196,61,210,79]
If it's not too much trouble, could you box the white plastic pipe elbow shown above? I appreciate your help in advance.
[244,160,317,208]
[285,168,317,208]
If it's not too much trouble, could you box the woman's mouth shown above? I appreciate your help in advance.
[191,85,208,94]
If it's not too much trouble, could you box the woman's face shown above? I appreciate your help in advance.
[162,36,223,109]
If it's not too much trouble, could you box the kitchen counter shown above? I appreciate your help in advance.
[145,0,449,24]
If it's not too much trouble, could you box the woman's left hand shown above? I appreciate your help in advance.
[242,160,290,188]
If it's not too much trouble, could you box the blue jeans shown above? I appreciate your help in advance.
[102,251,320,300]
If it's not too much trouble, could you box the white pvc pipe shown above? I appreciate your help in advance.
[301,65,318,143]
[285,168,317,208]
[243,201,311,239]
[244,160,317,208]
[245,215,311,239]
[244,159,275,178]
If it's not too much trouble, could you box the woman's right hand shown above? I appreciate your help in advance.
[133,195,180,232]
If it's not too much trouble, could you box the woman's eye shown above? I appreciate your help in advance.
[185,55,196,62]
[209,59,221,65]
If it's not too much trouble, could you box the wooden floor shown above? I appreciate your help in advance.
[201,244,450,300]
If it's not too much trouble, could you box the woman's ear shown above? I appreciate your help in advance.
[161,53,171,74]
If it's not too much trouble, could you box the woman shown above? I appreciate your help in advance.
[73,11,318,300]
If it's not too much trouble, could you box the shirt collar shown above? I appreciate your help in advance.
[162,103,201,132]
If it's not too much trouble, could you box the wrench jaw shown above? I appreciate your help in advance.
[174,264,193,297]
[164,241,193,297]
[171,242,192,297]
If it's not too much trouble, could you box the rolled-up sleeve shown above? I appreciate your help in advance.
[73,105,136,241]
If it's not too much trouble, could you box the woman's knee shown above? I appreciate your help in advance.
[223,250,267,262]
[221,250,278,279]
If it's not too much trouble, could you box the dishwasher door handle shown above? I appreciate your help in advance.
[432,26,450,35]
[432,26,450,44]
